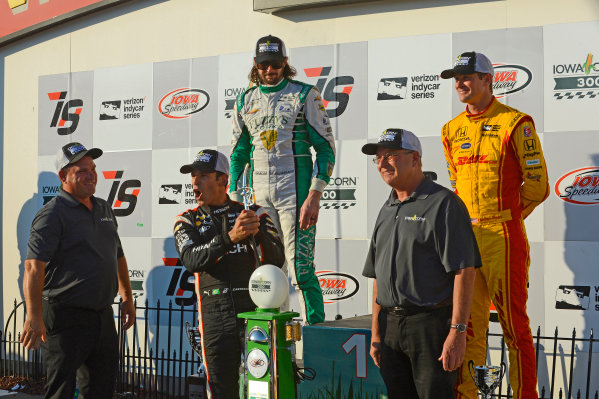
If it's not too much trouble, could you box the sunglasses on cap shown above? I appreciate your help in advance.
[256,61,284,70]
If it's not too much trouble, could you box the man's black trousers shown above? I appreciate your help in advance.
[379,306,458,399]
[41,302,118,399]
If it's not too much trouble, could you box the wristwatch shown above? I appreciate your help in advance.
[450,323,467,333]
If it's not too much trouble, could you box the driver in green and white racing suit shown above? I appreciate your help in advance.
[230,35,335,325]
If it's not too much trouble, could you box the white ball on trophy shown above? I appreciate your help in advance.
[249,264,289,309]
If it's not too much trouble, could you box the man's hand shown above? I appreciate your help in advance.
[370,337,382,368]
[299,190,322,230]
[121,299,136,330]
[438,329,467,371]
[229,210,260,243]
[21,316,46,351]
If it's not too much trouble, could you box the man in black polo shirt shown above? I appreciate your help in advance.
[362,129,481,399]
[21,142,135,399]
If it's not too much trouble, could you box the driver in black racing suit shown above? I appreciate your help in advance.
[174,149,285,399]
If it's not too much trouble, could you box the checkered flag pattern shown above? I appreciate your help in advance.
[554,91,599,99]
[321,203,357,210]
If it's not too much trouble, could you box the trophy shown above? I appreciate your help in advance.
[185,322,207,398]
[241,163,260,266]
[468,360,506,399]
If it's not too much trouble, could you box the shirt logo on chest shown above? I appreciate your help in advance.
[404,214,426,222]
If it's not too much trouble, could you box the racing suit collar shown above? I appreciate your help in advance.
[466,96,496,120]
[200,196,232,215]
[259,78,288,94]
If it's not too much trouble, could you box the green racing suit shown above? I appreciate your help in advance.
[230,78,336,325]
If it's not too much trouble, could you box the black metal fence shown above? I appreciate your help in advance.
[2,298,598,398]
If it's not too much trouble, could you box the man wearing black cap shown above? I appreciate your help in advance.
[230,35,335,325]
[174,149,284,399]
[21,142,135,399]
[362,129,480,399]
[441,52,549,399]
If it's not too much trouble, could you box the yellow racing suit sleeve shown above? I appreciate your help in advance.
[441,122,458,192]
[510,120,549,219]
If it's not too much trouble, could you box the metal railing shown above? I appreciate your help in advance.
[2,299,598,398]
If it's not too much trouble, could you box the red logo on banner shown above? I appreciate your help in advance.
[103,170,141,216]
[316,271,359,304]
[303,67,354,118]
[555,167,599,205]
[492,64,533,98]
[158,88,210,119]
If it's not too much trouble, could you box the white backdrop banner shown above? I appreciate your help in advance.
[30,22,599,328]
[93,63,153,151]
[544,21,599,133]
[291,42,368,141]
[452,26,545,132]
[368,33,453,137]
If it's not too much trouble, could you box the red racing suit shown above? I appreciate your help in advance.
[442,97,549,399]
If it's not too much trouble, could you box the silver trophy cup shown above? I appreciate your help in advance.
[468,360,506,399]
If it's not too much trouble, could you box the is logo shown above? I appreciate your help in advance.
[320,176,357,210]
[48,91,83,135]
[552,53,599,100]
[159,184,182,204]
[377,77,407,100]
[492,64,532,97]
[163,257,196,306]
[555,285,590,310]
[317,271,359,304]
[158,88,209,119]
[103,170,141,217]
[303,67,354,118]
[223,87,245,119]
[554,167,599,205]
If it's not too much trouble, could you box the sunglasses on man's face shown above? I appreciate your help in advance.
[256,61,284,70]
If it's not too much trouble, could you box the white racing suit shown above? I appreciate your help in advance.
[230,78,336,325]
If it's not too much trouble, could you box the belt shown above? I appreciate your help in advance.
[383,304,450,317]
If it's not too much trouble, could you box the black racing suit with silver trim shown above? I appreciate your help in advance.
[174,198,284,399]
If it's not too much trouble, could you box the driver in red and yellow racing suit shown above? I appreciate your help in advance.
[441,52,549,399]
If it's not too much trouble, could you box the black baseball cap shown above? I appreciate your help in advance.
[254,35,287,63]
[361,128,422,156]
[180,149,230,175]
[440,51,494,79]
[56,142,103,172]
